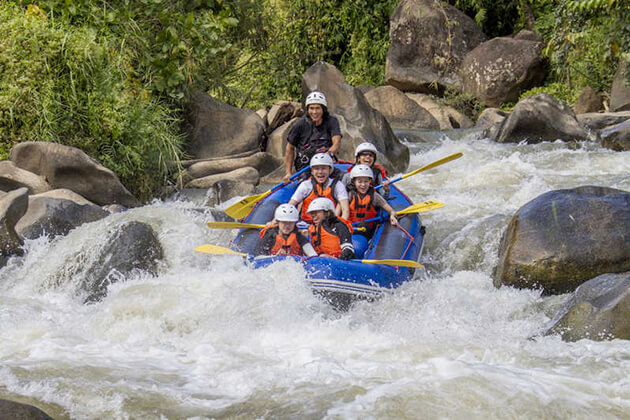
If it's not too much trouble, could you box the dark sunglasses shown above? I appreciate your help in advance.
[358,152,376,157]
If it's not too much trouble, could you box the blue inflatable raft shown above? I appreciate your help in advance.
[230,163,425,310]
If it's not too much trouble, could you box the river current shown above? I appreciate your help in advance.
[1,132,629,419]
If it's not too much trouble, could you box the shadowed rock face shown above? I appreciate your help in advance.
[0,399,54,420]
[385,0,486,93]
[610,60,630,112]
[546,272,630,341]
[494,186,630,295]
[301,61,409,174]
[0,187,28,267]
[10,142,139,207]
[364,86,440,130]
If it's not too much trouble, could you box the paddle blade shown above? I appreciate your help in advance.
[224,190,271,219]
[359,259,424,268]
[397,200,445,215]
[402,152,463,180]
[206,222,266,229]
[194,244,247,257]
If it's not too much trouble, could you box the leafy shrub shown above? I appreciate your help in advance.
[0,3,184,200]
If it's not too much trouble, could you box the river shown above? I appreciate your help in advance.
[1,132,629,419]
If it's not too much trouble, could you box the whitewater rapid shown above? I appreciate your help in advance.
[1,133,629,419]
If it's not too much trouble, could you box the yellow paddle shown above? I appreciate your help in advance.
[194,244,423,268]
[206,221,266,229]
[376,152,463,190]
[396,200,445,215]
[224,165,310,219]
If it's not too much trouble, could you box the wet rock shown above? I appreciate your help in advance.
[0,399,54,420]
[0,188,28,266]
[577,111,630,131]
[461,31,546,107]
[185,167,260,189]
[10,142,139,207]
[266,118,298,162]
[267,100,303,134]
[601,119,630,152]
[33,188,95,206]
[302,61,409,173]
[186,89,265,159]
[493,93,592,143]
[364,86,439,130]
[476,108,508,128]
[494,186,630,295]
[80,221,163,303]
[0,161,51,194]
[185,152,281,179]
[385,0,486,93]
[610,60,630,112]
[103,204,127,213]
[545,272,630,341]
[406,93,474,130]
[206,179,256,206]
[15,196,108,240]
[573,86,603,114]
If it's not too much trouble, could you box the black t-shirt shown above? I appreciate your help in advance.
[287,115,342,152]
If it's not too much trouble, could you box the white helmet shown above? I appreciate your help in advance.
[305,91,327,108]
[350,164,374,180]
[310,152,334,168]
[355,142,378,158]
[274,203,299,222]
[307,197,335,213]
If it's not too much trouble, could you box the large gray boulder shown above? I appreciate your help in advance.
[577,111,630,131]
[266,100,303,134]
[0,188,28,265]
[266,118,298,162]
[460,31,546,107]
[573,86,604,114]
[0,160,51,194]
[601,119,630,152]
[302,62,409,173]
[493,93,592,143]
[494,186,630,295]
[364,86,440,130]
[184,152,281,180]
[79,221,163,303]
[610,60,630,112]
[186,89,265,159]
[0,399,54,420]
[386,0,486,93]
[185,166,260,189]
[10,142,139,207]
[545,272,630,341]
[15,196,109,240]
[406,93,474,129]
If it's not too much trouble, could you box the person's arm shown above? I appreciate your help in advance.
[283,143,296,183]
[336,221,355,260]
[256,230,274,255]
[328,134,341,155]
[338,198,349,220]
[334,181,350,220]
[374,193,399,226]
[296,231,318,257]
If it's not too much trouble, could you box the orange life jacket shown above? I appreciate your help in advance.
[348,188,378,225]
[259,225,303,256]
[300,178,339,223]
[308,217,353,257]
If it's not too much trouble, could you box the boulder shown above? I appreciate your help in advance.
[0,399,54,420]
[79,221,163,303]
[386,0,486,93]
[476,108,508,128]
[10,142,139,207]
[206,179,257,206]
[267,101,303,133]
[15,196,109,240]
[186,89,264,159]
[33,188,95,206]
[364,86,439,130]
[0,188,28,266]
[545,272,630,341]
[266,118,298,161]
[460,32,546,107]
[184,166,260,189]
[493,93,592,143]
[577,111,630,131]
[610,60,630,112]
[0,161,51,194]
[302,62,409,173]
[601,119,630,151]
[494,186,630,295]
[185,152,281,180]
[573,86,603,114]
[406,93,474,129]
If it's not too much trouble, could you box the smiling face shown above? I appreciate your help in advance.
[357,152,375,167]
[353,177,372,194]
[311,164,331,183]
[278,221,294,235]
[307,104,324,124]
[310,210,327,224]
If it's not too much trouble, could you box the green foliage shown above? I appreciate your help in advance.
[0,2,184,200]
[518,82,579,106]
[438,88,485,122]
[449,0,519,37]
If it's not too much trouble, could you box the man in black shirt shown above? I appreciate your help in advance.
[283,91,342,183]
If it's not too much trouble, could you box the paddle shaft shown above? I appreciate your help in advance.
[375,152,462,190]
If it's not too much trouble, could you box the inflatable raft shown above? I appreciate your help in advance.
[229,162,425,310]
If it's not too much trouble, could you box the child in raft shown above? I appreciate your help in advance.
[257,204,317,256]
